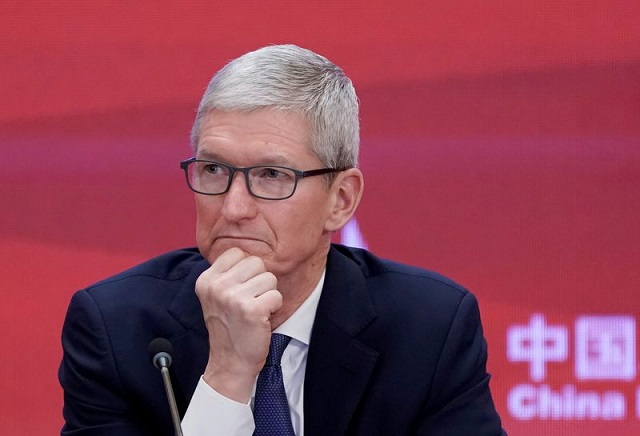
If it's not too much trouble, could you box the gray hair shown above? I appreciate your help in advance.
[190,44,359,169]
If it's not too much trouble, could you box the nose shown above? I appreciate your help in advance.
[219,171,258,221]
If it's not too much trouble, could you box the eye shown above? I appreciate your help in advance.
[203,163,224,175]
[266,168,285,179]
[256,167,289,180]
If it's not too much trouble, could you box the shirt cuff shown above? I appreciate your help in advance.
[182,376,255,436]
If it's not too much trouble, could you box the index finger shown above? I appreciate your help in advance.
[210,247,249,274]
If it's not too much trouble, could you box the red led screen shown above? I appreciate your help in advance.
[1,1,639,434]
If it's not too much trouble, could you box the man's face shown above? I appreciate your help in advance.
[193,108,335,282]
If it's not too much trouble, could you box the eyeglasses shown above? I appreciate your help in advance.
[180,158,346,200]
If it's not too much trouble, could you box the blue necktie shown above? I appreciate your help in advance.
[253,333,295,436]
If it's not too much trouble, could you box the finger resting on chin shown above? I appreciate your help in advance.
[211,247,249,272]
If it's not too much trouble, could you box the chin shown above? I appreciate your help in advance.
[207,237,273,259]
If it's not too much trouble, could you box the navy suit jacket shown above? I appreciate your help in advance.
[60,244,505,435]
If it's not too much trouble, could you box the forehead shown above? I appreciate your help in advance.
[195,109,315,162]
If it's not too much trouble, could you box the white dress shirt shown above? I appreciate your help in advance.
[182,270,325,435]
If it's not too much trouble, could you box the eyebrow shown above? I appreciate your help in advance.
[195,149,295,167]
[196,149,222,161]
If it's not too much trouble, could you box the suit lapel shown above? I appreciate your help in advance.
[304,246,379,436]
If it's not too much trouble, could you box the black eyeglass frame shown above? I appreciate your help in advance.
[180,157,347,200]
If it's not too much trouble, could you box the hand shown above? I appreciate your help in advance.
[195,247,283,402]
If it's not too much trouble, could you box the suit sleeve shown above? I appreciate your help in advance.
[415,292,506,435]
[59,289,148,435]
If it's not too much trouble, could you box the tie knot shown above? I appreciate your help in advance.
[265,333,291,367]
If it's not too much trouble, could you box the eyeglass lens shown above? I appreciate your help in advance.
[188,161,298,199]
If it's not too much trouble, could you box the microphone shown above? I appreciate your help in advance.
[148,338,184,436]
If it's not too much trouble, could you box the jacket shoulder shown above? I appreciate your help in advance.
[331,244,469,299]
[86,247,204,290]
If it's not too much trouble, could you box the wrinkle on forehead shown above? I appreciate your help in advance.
[195,109,319,167]
[195,108,313,149]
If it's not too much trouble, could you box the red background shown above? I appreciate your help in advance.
[1,1,639,434]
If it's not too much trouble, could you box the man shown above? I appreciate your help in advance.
[60,44,505,435]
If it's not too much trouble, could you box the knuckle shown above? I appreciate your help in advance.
[263,271,277,287]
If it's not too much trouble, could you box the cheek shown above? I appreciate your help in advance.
[276,199,329,240]
[194,199,218,238]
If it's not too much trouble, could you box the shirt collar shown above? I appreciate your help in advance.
[273,268,325,346]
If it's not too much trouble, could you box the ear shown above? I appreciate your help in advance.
[324,168,364,232]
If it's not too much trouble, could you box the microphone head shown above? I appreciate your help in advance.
[148,337,174,369]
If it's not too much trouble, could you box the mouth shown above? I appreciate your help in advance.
[213,236,269,248]
[216,235,263,242]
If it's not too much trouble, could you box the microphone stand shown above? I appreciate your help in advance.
[149,338,184,436]
[160,365,183,436]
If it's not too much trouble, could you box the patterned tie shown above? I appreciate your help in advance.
[253,333,295,436]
